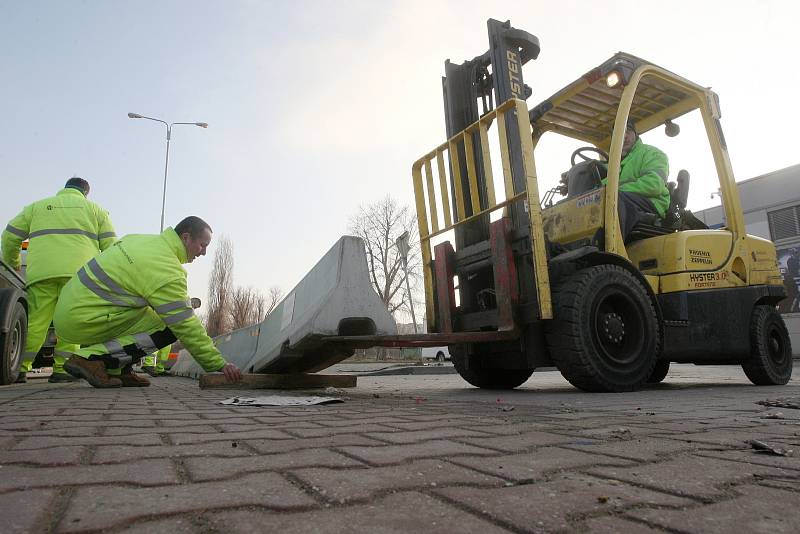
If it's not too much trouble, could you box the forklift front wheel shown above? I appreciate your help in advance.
[742,305,792,386]
[546,264,659,392]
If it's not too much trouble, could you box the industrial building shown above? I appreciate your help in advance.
[694,163,800,352]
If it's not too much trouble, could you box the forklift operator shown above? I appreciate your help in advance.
[603,120,671,241]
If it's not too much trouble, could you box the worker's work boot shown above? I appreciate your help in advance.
[118,367,150,387]
[64,356,122,388]
[140,366,158,377]
[48,372,80,384]
[14,372,27,384]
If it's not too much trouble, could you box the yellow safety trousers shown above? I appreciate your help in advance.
[60,306,171,375]
[143,345,171,372]
[21,277,78,374]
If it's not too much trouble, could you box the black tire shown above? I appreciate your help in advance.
[435,352,445,362]
[647,360,670,383]
[452,352,534,389]
[546,264,659,392]
[0,302,26,385]
[742,305,792,385]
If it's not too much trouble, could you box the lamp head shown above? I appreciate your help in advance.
[196,122,208,128]
[664,119,680,137]
[395,231,410,258]
[127,112,143,119]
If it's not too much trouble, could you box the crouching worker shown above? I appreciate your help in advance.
[53,216,242,388]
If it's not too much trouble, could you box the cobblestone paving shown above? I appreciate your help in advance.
[0,365,798,533]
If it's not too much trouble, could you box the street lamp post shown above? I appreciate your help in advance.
[127,113,208,232]
[395,231,418,334]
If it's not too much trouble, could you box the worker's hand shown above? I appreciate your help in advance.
[220,362,242,382]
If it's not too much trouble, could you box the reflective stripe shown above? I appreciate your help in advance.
[29,228,99,240]
[154,300,191,314]
[162,308,194,325]
[54,350,73,357]
[78,268,137,307]
[78,268,133,307]
[133,332,157,353]
[5,225,28,239]
[99,232,116,240]
[103,340,125,355]
[655,169,668,181]
[21,351,37,360]
[87,259,148,307]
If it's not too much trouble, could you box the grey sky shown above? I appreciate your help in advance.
[2,0,798,302]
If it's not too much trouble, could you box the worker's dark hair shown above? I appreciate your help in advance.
[626,119,638,136]
[174,216,212,238]
[64,176,90,196]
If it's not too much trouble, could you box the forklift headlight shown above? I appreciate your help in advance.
[605,71,621,88]
[664,119,680,137]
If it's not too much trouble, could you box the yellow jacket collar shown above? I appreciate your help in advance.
[162,227,189,264]
[58,187,86,198]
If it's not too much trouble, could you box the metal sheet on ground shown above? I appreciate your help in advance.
[219,396,344,406]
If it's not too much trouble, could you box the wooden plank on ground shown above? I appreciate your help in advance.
[199,373,357,390]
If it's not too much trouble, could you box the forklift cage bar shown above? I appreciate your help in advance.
[411,98,553,334]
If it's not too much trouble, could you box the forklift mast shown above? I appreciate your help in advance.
[440,19,541,325]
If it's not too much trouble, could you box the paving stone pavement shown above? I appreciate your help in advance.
[0,364,798,533]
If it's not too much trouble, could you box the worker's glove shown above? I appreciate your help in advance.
[220,362,242,382]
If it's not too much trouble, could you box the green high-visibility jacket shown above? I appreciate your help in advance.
[56,227,226,372]
[2,188,116,284]
[604,139,670,217]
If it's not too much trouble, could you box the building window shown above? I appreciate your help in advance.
[768,206,800,241]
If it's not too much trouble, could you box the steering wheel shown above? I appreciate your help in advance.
[571,146,609,167]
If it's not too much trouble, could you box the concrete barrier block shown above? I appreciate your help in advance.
[171,236,397,379]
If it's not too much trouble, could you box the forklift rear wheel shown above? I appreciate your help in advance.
[647,360,670,383]
[452,353,533,389]
[546,264,659,392]
[742,305,792,385]
[0,302,26,385]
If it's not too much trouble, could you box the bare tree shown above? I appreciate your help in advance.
[205,236,234,337]
[229,286,267,330]
[348,196,420,317]
[266,286,283,316]
[205,236,284,336]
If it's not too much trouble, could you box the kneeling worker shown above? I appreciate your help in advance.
[53,216,242,388]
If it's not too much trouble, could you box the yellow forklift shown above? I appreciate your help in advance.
[408,19,792,392]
